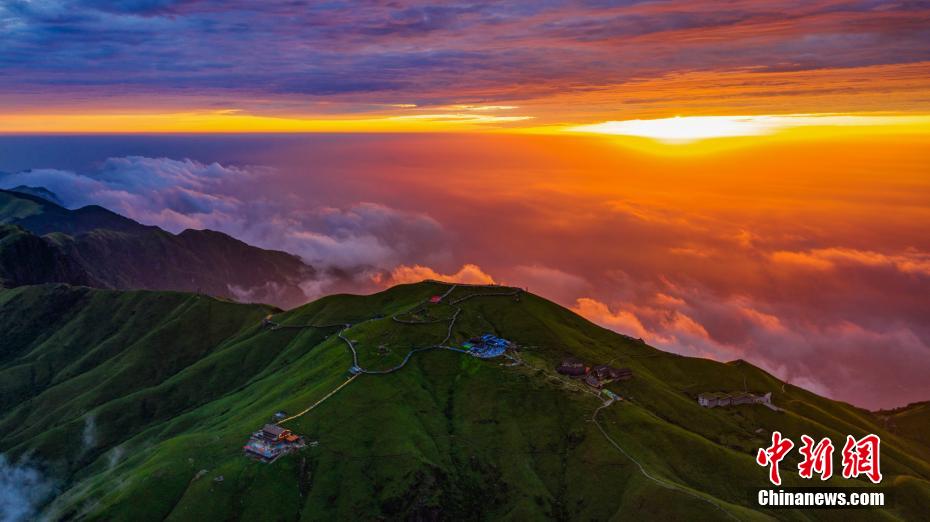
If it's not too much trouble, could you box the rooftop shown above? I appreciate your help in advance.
[262,424,286,437]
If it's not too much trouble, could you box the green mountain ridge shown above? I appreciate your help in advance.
[0,189,315,308]
[1,282,927,521]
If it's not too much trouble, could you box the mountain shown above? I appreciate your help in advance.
[0,225,94,287]
[1,282,927,521]
[7,185,64,206]
[0,189,314,308]
[0,188,148,236]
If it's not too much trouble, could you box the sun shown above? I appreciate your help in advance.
[570,115,780,143]
[568,114,930,144]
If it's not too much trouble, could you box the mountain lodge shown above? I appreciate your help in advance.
[556,358,633,388]
[462,334,512,358]
[243,424,306,463]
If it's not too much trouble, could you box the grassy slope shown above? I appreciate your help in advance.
[881,402,930,452]
[0,282,927,521]
[0,191,45,222]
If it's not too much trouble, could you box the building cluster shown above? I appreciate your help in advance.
[556,357,633,389]
[243,424,306,463]
[463,334,512,359]
[697,391,773,408]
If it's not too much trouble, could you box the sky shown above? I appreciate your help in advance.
[1,1,929,410]
[1,0,930,132]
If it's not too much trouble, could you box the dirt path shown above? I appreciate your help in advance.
[273,282,522,425]
[591,404,741,521]
[278,374,360,425]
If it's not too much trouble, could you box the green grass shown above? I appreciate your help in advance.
[0,282,927,521]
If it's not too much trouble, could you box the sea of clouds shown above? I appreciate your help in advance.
[1,156,451,300]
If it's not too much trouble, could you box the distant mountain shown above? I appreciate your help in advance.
[0,189,314,308]
[0,188,147,236]
[7,185,64,206]
[1,282,927,520]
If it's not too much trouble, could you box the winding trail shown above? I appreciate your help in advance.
[591,404,742,521]
[269,282,739,521]
[278,374,359,425]
[272,282,522,424]
[269,282,743,520]
[341,285,521,376]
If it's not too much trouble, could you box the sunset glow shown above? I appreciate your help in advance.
[2,0,930,411]
[5,2,930,518]
[569,114,930,143]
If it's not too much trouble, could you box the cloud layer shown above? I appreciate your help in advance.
[0,156,450,299]
[384,263,496,286]
[2,1,930,124]
[0,454,54,522]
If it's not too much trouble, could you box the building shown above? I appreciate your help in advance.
[697,393,719,407]
[429,295,442,303]
[243,424,305,463]
[464,334,512,358]
[556,357,589,376]
[697,391,774,409]
[583,374,603,389]
[592,365,633,382]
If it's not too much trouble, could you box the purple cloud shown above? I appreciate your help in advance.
[1,1,929,115]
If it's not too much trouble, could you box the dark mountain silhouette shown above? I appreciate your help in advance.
[0,189,314,308]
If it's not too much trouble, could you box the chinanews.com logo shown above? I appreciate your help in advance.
[753,431,890,509]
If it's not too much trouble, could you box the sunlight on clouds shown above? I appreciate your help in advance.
[0,109,533,133]
[442,105,519,111]
[384,264,496,285]
[1,108,925,135]
[387,113,533,123]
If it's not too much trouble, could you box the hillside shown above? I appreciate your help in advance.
[0,225,94,287]
[880,402,930,452]
[0,189,315,308]
[1,282,928,521]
